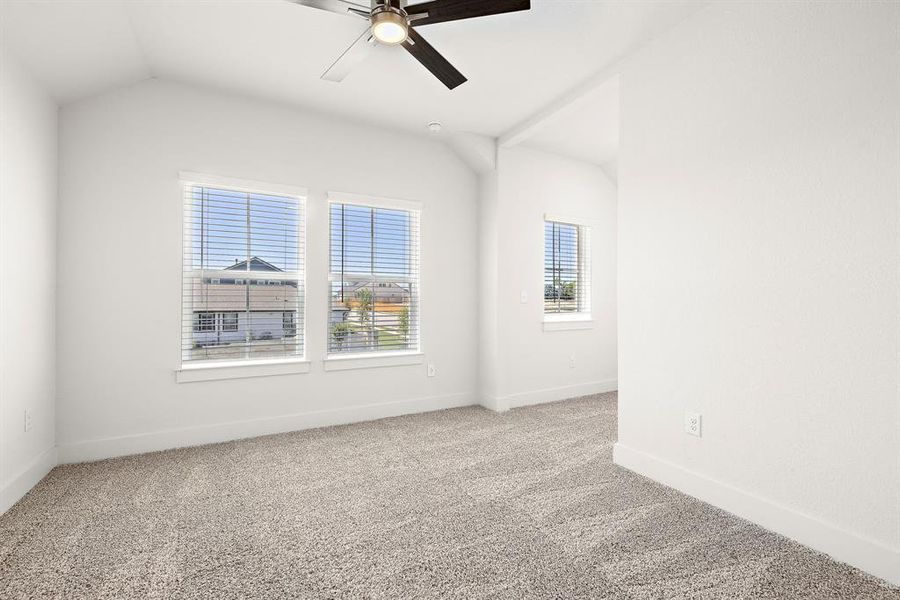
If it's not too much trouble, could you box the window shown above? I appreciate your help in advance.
[544,219,590,316]
[221,312,239,332]
[283,311,296,338]
[328,199,419,355]
[193,312,216,333]
[182,180,304,363]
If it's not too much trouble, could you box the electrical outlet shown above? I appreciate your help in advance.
[684,412,702,437]
[520,291,528,304]
[24,409,33,433]
[427,364,436,377]
[568,355,576,369]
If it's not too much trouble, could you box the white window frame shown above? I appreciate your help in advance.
[543,213,593,331]
[176,172,310,382]
[324,192,423,370]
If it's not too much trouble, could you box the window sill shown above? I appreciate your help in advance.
[176,358,311,383]
[543,315,594,331]
[323,352,424,372]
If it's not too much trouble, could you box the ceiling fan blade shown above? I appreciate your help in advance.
[287,0,370,18]
[402,28,466,90]
[322,27,377,82]
[406,0,529,26]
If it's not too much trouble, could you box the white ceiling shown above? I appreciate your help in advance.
[521,75,619,167]
[0,0,704,139]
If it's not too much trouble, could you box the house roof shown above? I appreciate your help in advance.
[225,257,283,272]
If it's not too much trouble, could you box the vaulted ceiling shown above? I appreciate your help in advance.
[1,0,704,143]
[521,75,620,171]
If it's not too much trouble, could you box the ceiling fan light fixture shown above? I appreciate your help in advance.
[371,8,408,45]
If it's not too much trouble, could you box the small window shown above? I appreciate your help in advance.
[220,312,239,332]
[210,278,221,285]
[193,312,216,332]
[544,219,590,315]
[283,311,297,338]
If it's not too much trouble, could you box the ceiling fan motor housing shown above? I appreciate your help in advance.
[371,4,410,45]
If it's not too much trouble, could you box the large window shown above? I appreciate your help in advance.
[328,199,419,355]
[182,180,304,364]
[544,218,590,316]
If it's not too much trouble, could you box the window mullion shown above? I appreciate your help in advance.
[244,192,251,359]
[554,222,561,313]
[371,209,377,351]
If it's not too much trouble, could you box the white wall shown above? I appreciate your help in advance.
[615,1,900,584]
[481,146,617,410]
[0,45,58,513]
[56,79,478,462]
[477,170,501,405]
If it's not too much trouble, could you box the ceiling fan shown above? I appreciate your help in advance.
[290,0,531,90]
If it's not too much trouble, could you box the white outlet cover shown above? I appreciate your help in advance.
[684,412,702,437]
[427,364,436,377]
[520,291,528,304]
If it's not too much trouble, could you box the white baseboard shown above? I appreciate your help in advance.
[58,392,476,464]
[1,446,57,515]
[482,379,618,413]
[479,395,510,412]
[613,443,900,587]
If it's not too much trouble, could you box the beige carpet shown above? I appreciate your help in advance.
[1,393,897,599]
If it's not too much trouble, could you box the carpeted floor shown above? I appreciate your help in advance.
[1,392,897,599]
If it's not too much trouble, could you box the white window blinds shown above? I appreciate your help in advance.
[182,182,304,363]
[328,200,420,355]
[544,219,590,314]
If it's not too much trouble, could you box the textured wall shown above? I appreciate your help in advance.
[0,44,58,512]
[481,146,618,408]
[57,80,478,458]
[618,0,899,553]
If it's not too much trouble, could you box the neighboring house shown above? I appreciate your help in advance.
[329,281,410,335]
[191,256,298,347]
[335,281,409,304]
